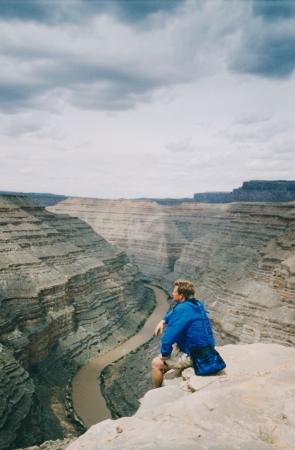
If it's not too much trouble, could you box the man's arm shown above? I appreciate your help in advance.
[155,319,166,337]
[163,310,173,323]
[160,306,188,356]
[154,310,173,336]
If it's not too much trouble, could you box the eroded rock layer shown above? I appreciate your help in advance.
[49,198,295,348]
[0,195,152,450]
[49,199,187,285]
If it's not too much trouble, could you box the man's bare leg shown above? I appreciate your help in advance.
[151,355,169,388]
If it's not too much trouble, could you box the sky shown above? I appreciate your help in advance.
[1,0,295,199]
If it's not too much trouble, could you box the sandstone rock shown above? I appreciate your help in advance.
[0,195,154,449]
[65,343,295,450]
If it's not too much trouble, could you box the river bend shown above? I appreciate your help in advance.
[72,285,169,428]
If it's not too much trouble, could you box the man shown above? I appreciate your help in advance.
[151,279,215,388]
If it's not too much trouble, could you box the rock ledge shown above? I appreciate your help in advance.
[66,343,295,450]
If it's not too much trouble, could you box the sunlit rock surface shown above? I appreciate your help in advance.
[66,343,295,450]
[0,195,152,450]
[49,199,295,347]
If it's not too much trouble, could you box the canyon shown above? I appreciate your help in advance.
[49,198,295,349]
[2,191,295,450]
[0,194,154,450]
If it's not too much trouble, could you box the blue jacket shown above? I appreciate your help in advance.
[160,299,215,357]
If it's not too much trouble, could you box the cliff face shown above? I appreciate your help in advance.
[193,180,295,203]
[49,198,295,349]
[50,199,187,285]
[0,195,152,450]
[231,180,295,202]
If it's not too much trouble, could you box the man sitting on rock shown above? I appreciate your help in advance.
[152,279,215,388]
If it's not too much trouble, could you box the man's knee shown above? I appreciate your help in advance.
[152,355,166,370]
[152,356,161,368]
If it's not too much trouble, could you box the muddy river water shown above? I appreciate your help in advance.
[72,285,169,428]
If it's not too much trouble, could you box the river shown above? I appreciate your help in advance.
[71,285,169,428]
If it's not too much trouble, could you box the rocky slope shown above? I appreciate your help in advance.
[0,195,154,450]
[49,198,295,349]
[66,343,295,450]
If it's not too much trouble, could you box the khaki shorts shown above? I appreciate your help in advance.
[164,349,193,370]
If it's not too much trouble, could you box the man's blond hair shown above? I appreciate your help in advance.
[174,279,195,299]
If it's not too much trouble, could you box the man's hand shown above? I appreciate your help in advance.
[155,319,165,337]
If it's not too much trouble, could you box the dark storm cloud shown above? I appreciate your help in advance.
[0,0,49,21]
[0,0,184,24]
[0,3,210,114]
[252,0,295,21]
[0,0,83,24]
[0,53,159,113]
[229,0,295,78]
[108,0,185,22]
[1,0,295,120]
[230,30,295,78]
[68,70,159,110]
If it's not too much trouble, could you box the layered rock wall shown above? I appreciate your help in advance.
[49,198,295,349]
[49,199,187,285]
[0,195,152,450]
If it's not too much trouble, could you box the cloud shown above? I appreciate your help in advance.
[185,151,228,169]
[1,0,295,200]
[229,1,295,78]
[35,126,67,140]
[218,118,293,144]
[0,0,239,115]
[165,136,195,153]
[0,111,48,137]
[233,112,272,125]
[4,150,30,161]
[252,0,295,22]
[1,0,295,122]
[0,0,186,24]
